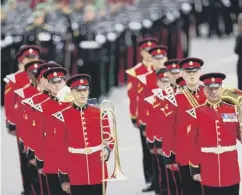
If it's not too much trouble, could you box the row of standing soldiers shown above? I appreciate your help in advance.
[4,45,115,195]
[126,37,242,195]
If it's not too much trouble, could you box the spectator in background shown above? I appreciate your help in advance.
[235,13,242,90]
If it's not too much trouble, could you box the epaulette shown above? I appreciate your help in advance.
[89,104,100,108]
[25,24,35,31]
[52,105,72,122]
[136,71,152,85]
[42,24,53,31]
[222,101,235,107]
[21,92,42,107]
[186,103,205,119]
[34,97,51,112]
[125,63,142,77]
[14,83,30,98]
[5,72,19,83]
[144,94,156,105]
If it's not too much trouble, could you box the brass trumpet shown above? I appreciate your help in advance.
[100,100,127,194]
[222,87,242,129]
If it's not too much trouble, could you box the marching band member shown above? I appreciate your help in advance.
[189,73,241,195]
[14,60,45,195]
[34,67,71,195]
[163,57,206,195]
[52,74,114,195]
[126,37,158,190]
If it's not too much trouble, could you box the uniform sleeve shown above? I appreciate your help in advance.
[127,75,138,123]
[163,106,177,165]
[4,82,17,131]
[102,111,115,161]
[189,120,201,176]
[137,84,147,129]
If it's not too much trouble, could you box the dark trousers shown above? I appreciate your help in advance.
[151,153,159,193]
[29,164,41,195]
[139,127,153,183]
[179,165,203,195]
[71,184,103,195]
[166,169,183,195]
[39,174,49,195]
[156,154,168,195]
[46,174,67,195]
[203,183,239,195]
[18,142,32,194]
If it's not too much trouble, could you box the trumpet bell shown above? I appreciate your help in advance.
[102,169,128,182]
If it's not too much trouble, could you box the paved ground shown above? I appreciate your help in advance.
[1,36,242,195]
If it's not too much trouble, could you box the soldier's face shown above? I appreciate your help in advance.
[22,57,39,65]
[204,86,223,103]
[48,78,66,95]
[141,50,152,61]
[182,69,201,86]
[71,88,89,105]
[157,79,170,89]
[152,57,167,70]
[168,71,182,85]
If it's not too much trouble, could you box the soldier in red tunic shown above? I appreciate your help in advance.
[189,73,241,195]
[34,67,70,195]
[14,60,45,195]
[4,45,40,135]
[125,38,158,189]
[52,74,114,195]
[163,57,207,195]
[22,62,61,195]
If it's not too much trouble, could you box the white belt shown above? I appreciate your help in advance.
[68,145,102,155]
[201,145,236,154]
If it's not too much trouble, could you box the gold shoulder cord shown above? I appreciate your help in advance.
[183,88,200,108]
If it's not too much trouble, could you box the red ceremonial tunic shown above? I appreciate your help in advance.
[4,71,29,129]
[53,103,114,185]
[35,96,70,174]
[126,62,153,122]
[189,102,241,187]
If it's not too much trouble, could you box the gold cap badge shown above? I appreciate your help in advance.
[147,41,152,46]
[157,49,161,53]
[211,77,215,82]
[53,72,57,76]
[29,48,33,53]
[34,63,38,68]
[172,63,176,68]
[80,79,84,83]
[189,61,193,65]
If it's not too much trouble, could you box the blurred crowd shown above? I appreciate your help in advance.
[1,0,242,105]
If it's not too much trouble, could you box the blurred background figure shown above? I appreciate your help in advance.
[235,12,242,90]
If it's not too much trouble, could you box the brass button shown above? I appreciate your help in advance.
[86,142,89,145]
[44,132,47,136]
[217,132,221,135]
[218,138,221,142]
[85,137,88,140]
[84,132,87,135]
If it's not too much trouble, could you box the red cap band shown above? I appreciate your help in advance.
[47,71,65,80]
[70,79,89,88]
[203,78,223,85]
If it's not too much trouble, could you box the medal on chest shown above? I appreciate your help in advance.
[221,113,238,122]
